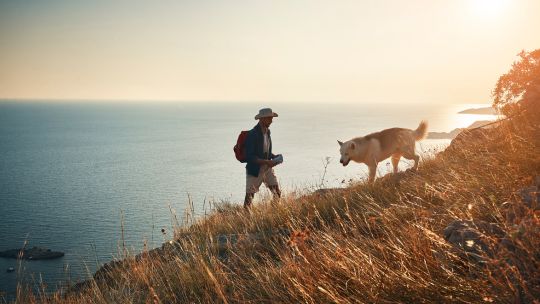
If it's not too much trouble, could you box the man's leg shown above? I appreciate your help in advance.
[244,193,255,209]
[245,172,263,209]
[264,167,281,201]
[268,185,281,200]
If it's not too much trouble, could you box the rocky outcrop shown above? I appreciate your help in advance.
[443,220,505,263]
[443,177,539,264]
[443,177,540,302]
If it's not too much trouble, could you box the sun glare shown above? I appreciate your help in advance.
[471,0,509,18]
[455,113,498,129]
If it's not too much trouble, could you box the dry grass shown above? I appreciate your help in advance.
[13,114,540,303]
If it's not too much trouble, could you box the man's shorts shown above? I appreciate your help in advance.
[246,165,279,194]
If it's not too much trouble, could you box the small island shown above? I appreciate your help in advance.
[428,120,495,139]
[427,106,499,139]
[0,247,64,260]
[458,106,496,115]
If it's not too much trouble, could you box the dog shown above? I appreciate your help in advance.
[338,121,428,182]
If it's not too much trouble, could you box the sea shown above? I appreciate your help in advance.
[0,101,496,299]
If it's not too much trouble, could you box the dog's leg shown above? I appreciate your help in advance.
[401,140,421,171]
[414,154,420,170]
[367,164,377,183]
[412,154,420,170]
[391,154,401,174]
[402,152,420,171]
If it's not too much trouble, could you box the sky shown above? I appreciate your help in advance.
[0,0,539,104]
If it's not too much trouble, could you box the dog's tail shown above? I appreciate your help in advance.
[414,121,428,141]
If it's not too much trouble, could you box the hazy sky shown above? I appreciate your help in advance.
[1,0,539,103]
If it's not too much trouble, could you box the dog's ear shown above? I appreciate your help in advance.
[350,142,355,150]
[337,140,343,147]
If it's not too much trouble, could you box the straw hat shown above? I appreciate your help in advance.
[255,108,278,120]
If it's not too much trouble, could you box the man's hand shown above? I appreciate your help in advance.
[257,159,275,167]
[266,160,277,168]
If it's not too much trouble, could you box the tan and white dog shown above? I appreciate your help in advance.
[338,121,428,182]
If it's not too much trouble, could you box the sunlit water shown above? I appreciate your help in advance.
[0,101,496,299]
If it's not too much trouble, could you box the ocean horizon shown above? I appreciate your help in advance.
[0,100,496,298]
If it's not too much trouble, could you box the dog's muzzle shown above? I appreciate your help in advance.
[340,159,349,166]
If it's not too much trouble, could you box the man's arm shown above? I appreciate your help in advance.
[269,133,277,159]
[245,132,274,167]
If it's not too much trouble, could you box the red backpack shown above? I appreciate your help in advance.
[234,131,249,163]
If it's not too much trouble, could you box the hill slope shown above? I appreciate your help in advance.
[19,115,540,303]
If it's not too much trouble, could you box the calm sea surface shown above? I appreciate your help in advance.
[0,101,494,298]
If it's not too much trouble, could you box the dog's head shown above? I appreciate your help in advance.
[338,140,355,166]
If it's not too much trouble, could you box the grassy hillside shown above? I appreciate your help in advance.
[17,114,539,303]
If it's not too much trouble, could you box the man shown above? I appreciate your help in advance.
[244,108,282,208]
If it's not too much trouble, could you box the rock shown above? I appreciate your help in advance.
[443,220,504,263]
[503,177,540,224]
[498,237,516,252]
[517,185,539,210]
[0,247,64,260]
